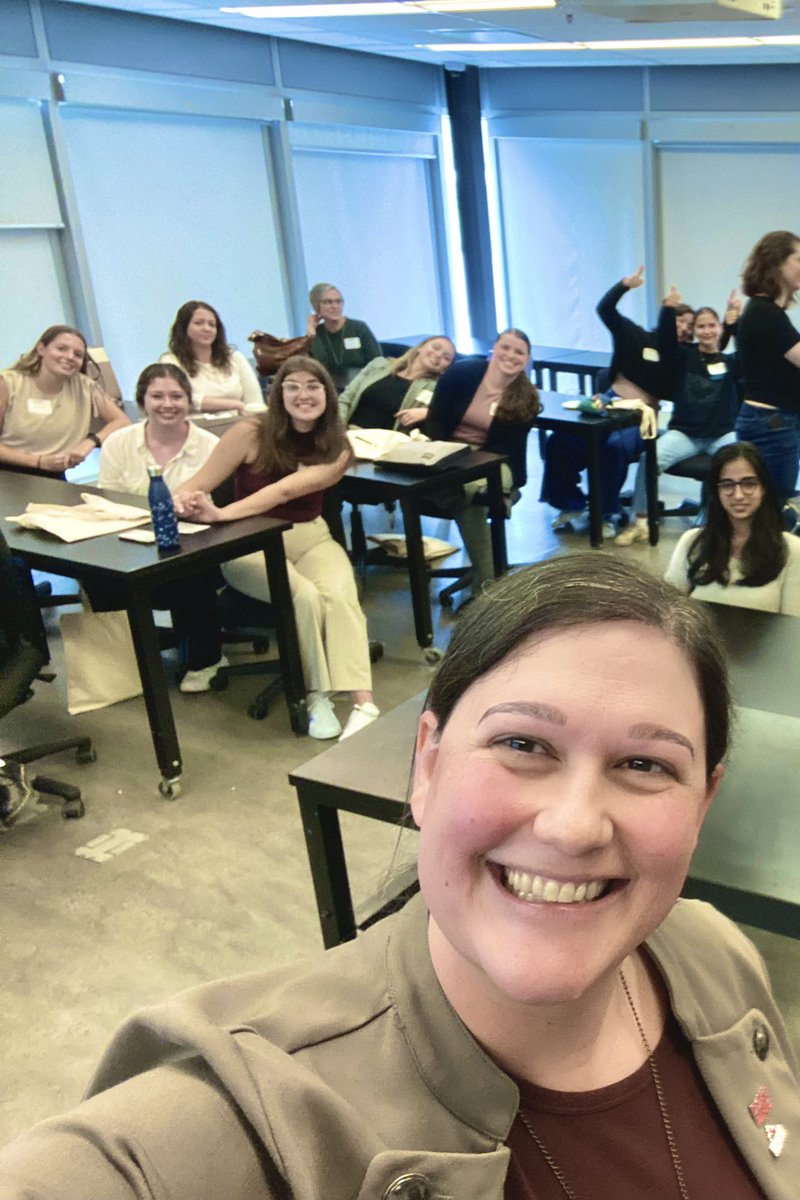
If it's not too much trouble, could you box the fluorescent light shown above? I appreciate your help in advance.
[423,41,583,50]
[586,37,755,50]
[421,35,774,51]
[222,0,555,13]
[757,34,800,43]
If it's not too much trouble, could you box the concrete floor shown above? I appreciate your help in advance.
[2,452,798,1146]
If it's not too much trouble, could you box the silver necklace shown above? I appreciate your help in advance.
[517,969,690,1200]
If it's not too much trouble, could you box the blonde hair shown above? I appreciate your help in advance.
[390,335,455,378]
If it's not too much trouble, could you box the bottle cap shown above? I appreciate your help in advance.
[147,466,164,478]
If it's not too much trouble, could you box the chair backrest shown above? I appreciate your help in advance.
[0,530,49,720]
[86,346,123,404]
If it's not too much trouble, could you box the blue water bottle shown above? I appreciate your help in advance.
[147,466,181,553]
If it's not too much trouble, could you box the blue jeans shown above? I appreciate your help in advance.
[631,428,737,515]
[735,404,800,502]
[540,426,643,519]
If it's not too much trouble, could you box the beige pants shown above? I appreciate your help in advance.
[453,463,515,592]
[221,516,372,694]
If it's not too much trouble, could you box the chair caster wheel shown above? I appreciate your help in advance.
[75,747,97,765]
[248,702,269,720]
[158,777,181,799]
[369,641,384,663]
[63,798,85,819]
[423,647,444,665]
[209,669,229,692]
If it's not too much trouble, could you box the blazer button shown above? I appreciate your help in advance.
[752,1023,770,1061]
[382,1174,433,1200]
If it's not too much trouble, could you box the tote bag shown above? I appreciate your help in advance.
[60,609,142,714]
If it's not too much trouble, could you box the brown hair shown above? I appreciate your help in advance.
[425,554,731,779]
[12,326,89,376]
[493,328,541,423]
[135,363,193,409]
[168,301,232,374]
[253,355,349,476]
[742,231,800,304]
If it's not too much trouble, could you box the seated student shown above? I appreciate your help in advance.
[1,554,796,1200]
[160,301,263,414]
[306,282,381,391]
[540,267,682,537]
[618,305,741,545]
[665,440,800,615]
[425,328,540,596]
[174,356,379,741]
[0,325,129,475]
[92,363,225,693]
[338,335,455,429]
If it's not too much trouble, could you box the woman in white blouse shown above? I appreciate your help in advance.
[665,441,800,616]
[160,301,263,414]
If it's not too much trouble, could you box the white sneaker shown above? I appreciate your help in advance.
[307,692,342,740]
[601,521,618,540]
[179,655,229,694]
[615,519,649,547]
[339,702,381,741]
[551,509,584,531]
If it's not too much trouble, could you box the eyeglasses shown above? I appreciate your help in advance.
[283,381,326,396]
[717,477,761,496]
[319,298,343,306]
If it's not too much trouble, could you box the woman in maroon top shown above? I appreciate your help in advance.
[174,356,378,741]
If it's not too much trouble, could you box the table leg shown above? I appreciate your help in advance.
[125,584,182,789]
[587,433,604,548]
[298,792,357,948]
[484,463,508,576]
[399,498,434,649]
[644,435,659,546]
[263,538,308,735]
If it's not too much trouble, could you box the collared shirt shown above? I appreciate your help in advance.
[98,419,218,496]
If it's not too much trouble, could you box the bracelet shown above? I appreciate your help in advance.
[88,432,102,448]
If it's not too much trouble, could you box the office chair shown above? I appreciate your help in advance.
[0,531,94,827]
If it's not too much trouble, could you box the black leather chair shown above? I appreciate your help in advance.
[662,453,710,518]
[0,530,94,827]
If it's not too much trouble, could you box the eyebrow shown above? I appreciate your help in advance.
[478,702,567,726]
[628,723,695,758]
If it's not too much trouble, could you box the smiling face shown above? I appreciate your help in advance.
[281,369,327,431]
[491,331,530,378]
[717,454,765,527]
[142,374,191,432]
[411,622,720,1013]
[416,337,455,377]
[693,309,722,352]
[186,306,218,351]
[675,311,695,343]
[36,332,86,379]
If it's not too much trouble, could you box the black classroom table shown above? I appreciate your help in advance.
[1,471,306,797]
[536,391,659,547]
[532,346,611,396]
[290,604,800,947]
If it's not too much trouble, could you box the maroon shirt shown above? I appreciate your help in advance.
[505,1012,764,1199]
[234,430,324,523]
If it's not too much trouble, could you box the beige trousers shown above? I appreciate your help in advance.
[221,517,372,694]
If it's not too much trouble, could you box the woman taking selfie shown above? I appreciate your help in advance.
[161,300,263,414]
[665,441,800,615]
[0,325,128,474]
[338,334,455,429]
[173,355,379,741]
[1,555,796,1197]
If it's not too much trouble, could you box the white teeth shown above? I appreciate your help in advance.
[502,869,608,905]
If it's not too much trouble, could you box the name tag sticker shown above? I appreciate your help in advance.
[490,402,498,417]
[28,398,53,416]
[707,361,727,376]
[416,389,433,407]
[642,348,660,363]
[343,337,362,350]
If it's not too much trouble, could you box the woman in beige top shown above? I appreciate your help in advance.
[160,301,263,414]
[0,325,129,474]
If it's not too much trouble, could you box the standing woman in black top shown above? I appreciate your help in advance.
[735,230,800,502]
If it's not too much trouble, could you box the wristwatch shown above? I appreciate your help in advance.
[87,432,102,448]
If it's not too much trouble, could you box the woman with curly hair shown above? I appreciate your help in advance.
[665,441,800,615]
[735,231,800,501]
[160,300,263,414]
[174,355,378,740]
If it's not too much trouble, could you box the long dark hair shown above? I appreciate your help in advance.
[687,442,787,590]
[168,301,232,375]
[426,553,731,779]
[253,355,348,476]
[492,328,541,423]
[742,231,800,305]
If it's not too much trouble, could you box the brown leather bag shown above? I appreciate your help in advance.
[248,331,311,377]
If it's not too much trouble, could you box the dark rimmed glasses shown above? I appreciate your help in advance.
[717,477,761,496]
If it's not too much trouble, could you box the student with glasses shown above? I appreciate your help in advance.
[665,441,800,615]
[306,283,381,391]
[173,356,379,741]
